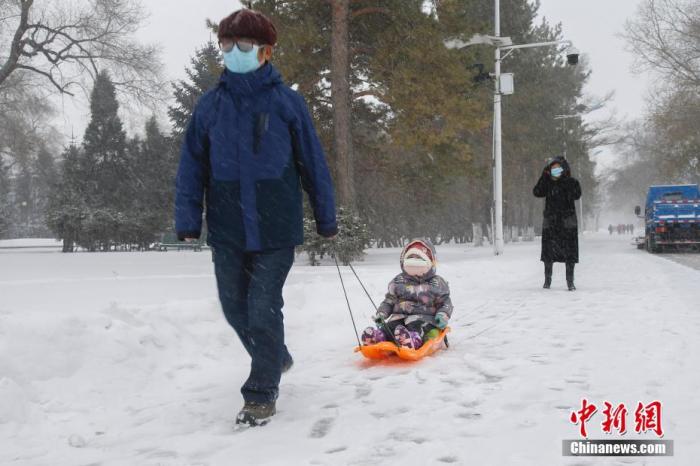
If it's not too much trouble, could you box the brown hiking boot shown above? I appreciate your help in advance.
[236,401,276,427]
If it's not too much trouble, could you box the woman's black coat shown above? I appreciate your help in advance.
[533,157,582,263]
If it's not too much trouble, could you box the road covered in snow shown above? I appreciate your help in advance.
[662,251,700,272]
[1,233,699,465]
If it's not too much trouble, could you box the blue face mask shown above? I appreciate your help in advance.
[223,44,261,74]
[551,167,564,178]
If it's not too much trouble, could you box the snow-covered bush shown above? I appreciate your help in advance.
[300,207,370,266]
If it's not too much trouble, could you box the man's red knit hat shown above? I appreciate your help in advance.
[218,9,277,46]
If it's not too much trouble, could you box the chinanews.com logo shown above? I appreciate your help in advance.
[562,398,674,457]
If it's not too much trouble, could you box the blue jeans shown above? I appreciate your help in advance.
[212,245,295,404]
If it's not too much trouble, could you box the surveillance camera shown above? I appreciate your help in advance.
[566,46,579,66]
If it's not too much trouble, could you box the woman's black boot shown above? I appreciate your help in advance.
[566,262,576,291]
[543,262,553,289]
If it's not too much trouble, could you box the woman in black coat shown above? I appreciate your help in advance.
[533,157,582,290]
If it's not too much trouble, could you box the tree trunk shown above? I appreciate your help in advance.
[330,0,355,209]
[62,237,74,253]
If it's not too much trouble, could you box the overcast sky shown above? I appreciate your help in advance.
[538,0,651,118]
[53,0,651,166]
[536,0,652,169]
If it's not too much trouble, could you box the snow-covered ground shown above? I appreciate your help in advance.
[663,252,700,272]
[1,233,699,465]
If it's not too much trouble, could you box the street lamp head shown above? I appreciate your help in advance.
[444,34,513,49]
[566,45,580,66]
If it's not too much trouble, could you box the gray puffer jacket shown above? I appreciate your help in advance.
[376,238,453,327]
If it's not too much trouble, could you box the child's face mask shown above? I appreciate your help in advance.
[403,248,433,277]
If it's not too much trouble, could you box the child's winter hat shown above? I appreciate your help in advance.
[218,9,278,46]
[400,238,436,277]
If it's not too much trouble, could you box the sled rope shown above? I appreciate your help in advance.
[347,262,379,312]
[455,305,520,345]
[334,256,362,347]
[346,263,410,348]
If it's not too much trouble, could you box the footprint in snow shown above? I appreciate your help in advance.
[355,384,372,399]
[528,354,550,365]
[459,400,480,409]
[387,430,429,445]
[189,383,216,393]
[440,377,463,388]
[310,417,335,439]
[146,449,178,459]
[455,411,482,420]
[464,359,505,382]
[325,446,347,454]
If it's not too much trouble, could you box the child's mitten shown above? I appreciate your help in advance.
[435,312,449,329]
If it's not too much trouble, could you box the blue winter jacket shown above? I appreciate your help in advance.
[175,64,338,251]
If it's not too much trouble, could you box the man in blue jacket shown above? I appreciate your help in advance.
[175,9,337,427]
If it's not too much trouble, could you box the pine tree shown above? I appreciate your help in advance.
[166,42,223,243]
[129,116,176,247]
[33,146,58,231]
[169,42,222,136]
[80,70,130,249]
[46,143,86,252]
[83,70,129,208]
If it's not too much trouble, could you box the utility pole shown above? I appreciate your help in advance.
[492,0,504,255]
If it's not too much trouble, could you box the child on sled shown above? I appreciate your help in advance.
[362,238,453,349]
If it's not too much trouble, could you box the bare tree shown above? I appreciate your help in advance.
[0,0,163,104]
[623,0,700,90]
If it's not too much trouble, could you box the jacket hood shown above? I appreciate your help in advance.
[219,62,283,95]
[400,238,437,278]
[547,156,571,177]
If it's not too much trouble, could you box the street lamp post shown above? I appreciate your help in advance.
[446,5,579,255]
[493,0,504,255]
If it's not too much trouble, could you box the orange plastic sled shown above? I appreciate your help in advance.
[354,327,450,361]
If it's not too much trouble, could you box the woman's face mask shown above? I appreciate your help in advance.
[551,166,564,178]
